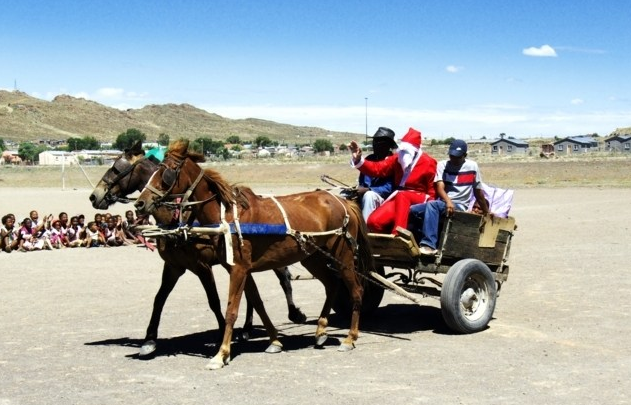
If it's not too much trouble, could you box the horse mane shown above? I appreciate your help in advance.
[166,139,245,209]
[168,139,206,163]
[202,168,250,210]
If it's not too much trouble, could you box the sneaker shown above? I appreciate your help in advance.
[419,245,438,256]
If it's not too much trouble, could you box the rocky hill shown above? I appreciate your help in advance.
[0,90,360,144]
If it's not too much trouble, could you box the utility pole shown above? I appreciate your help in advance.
[365,97,368,146]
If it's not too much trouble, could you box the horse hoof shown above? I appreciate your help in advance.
[139,340,157,357]
[337,342,355,352]
[315,334,328,347]
[265,343,283,354]
[288,307,307,324]
[205,357,229,370]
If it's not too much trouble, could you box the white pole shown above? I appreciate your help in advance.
[61,153,66,190]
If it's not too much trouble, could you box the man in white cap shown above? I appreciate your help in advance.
[349,127,437,235]
[408,139,491,255]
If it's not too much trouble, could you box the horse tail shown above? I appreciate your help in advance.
[346,201,375,275]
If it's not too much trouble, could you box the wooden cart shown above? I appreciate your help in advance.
[342,211,517,334]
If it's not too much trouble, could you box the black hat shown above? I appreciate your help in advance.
[370,127,397,148]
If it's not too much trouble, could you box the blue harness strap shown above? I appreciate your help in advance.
[190,221,287,235]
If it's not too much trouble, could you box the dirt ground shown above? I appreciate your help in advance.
[1,185,630,405]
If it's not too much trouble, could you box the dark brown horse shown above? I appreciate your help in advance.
[134,140,374,369]
[89,142,306,357]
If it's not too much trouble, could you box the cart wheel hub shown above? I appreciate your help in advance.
[460,288,478,309]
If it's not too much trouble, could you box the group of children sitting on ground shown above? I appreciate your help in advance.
[1,209,154,253]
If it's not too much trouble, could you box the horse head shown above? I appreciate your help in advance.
[134,139,208,218]
[90,141,155,209]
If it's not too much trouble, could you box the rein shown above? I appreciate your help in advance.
[103,156,156,204]
[143,159,220,221]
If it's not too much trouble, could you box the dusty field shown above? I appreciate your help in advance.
[1,162,631,404]
[1,154,631,190]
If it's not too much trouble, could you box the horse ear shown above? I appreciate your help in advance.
[130,140,143,154]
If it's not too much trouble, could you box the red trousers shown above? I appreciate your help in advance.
[366,190,431,234]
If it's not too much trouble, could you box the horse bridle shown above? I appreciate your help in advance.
[102,156,154,204]
[144,156,217,214]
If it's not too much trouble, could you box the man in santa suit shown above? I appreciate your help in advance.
[348,127,437,235]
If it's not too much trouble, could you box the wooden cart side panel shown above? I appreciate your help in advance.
[440,212,514,266]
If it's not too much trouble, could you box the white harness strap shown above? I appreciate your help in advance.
[225,191,353,264]
[269,196,292,233]
[220,203,235,265]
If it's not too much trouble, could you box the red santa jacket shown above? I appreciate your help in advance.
[357,152,437,201]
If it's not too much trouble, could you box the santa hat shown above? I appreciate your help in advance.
[399,127,422,151]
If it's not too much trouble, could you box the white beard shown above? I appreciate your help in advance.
[398,150,413,171]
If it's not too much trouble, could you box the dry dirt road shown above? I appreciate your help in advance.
[1,187,630,405]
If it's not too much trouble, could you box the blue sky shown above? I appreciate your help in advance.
[2,0,630,140]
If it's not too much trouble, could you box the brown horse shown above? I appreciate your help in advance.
[89,142,306,357]
[134,140,374,369]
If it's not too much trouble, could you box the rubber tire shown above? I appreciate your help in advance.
[440,259,497,334]
[333,265,385,317]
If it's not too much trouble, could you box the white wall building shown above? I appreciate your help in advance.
[38,151,79,166]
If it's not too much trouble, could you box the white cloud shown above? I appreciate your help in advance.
[571,98,584,105]
[96,87,125,98]
[522,45,557,57]
[199,103,626,139]
[446,65,464,73]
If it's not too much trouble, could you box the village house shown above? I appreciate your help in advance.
[553,136,599,154]
[490,138,530,155]
[38,150,79,165]
[604,134,631,153]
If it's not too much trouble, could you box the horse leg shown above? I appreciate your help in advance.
[239,274,284,342]
[195,263,226,344]
[273,266,307,324]
[335,249,364,352]
[243,275,282,353]
[206,266,248,370]
[140,261,185,357]
[239,296,255,341]
[301,254,339,348]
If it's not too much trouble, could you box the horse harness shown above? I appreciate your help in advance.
[142,158,360,269]
[103,156,157,204]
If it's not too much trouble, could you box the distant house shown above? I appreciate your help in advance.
[1,150,22,165]
[38,151,79,166]
[605,134,631,153]
[73,149,122,165]
[490,138,529,155]
[553,136,599,154]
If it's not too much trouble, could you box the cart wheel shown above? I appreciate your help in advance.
[333,265,385,317]
[440,259,497,334]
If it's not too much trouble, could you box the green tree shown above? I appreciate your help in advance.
[192,137,213,155]
[18,142,38,164]
[313,139,334,153]
[113,128,146,150]
[226,135,241,144]
[338,143,348,152]
[0,138,5,152]
[66,136,99,151]
[157,133,170,147]
[254,136,273,148]
[82,136,100,150]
